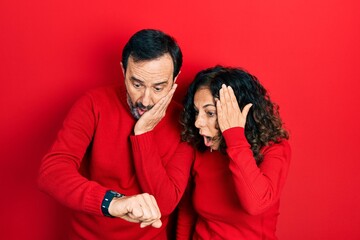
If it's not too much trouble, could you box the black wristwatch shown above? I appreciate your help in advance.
[101,190,124,217]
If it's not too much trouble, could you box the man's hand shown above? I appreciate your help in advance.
[216,84,252,132]
[134,84,177,135]
[108,193,162,228]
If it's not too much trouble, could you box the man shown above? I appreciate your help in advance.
[38,29,193,239]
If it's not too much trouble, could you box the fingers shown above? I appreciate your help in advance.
[219,85,227,115]
[135,194,162,229]
[150,194,161,220]
[215,98,225,132]
[140,219,162,228]
[227,86,240,111]
[220,84,239,110]
[139,194,161,222]
[150,219,162,228]
[134,84,177,135]
[222,85,232,109]
[242,103,253,119]
[217,84,252,129]
[143,83,177,118]
[133,193,160,220]
[154,83,177,113]
[117,193,162,228]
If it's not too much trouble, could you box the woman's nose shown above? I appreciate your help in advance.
[195,115,205,128]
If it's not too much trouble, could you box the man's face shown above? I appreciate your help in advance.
[122,54,176,119]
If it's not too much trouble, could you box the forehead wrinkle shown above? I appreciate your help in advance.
[127,59,173,86]
[194,89,216,110]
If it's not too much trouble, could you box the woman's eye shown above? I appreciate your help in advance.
[207,112,215,117]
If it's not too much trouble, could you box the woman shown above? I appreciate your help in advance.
[177,66,290,239]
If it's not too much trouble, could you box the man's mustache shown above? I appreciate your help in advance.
[135,102,153,111]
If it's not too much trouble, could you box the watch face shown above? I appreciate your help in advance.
[109,190,124,198]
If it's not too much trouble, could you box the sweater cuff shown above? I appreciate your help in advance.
[130,131,154,152]
[223,127,250,149]
[84,184,107,216]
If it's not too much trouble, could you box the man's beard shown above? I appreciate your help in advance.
[127,95,153,119]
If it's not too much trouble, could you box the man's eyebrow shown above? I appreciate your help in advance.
[130,76,144,83]
[130,76,169,86]
[153,81,169,86]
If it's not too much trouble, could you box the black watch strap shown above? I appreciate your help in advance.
[101,190,124,217]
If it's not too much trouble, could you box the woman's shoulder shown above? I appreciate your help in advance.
[262,138,291,159]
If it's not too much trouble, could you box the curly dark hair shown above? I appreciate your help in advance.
[181,66,289,165]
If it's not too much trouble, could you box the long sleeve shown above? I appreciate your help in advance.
[223,127,291,215]
[176,180,196,240]
[130,131,194,216]
[38,93,106,215]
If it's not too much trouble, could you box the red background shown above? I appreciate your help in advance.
[1,0,359,239]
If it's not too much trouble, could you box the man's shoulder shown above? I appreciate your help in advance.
[86,84,119,99]
[83,84,122,105]
[77,84,126,114]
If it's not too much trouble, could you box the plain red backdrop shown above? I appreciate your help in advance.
[1,0,359,239]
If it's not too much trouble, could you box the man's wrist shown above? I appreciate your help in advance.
[101,190,124,217]
[134,125,153,135]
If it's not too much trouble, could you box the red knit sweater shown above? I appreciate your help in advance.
[177,127,291,240]
[38,84,193,239]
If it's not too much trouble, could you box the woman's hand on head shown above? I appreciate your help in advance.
[216,84,252,132]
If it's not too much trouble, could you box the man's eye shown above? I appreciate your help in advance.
[154,87,163,92]
[133,83,141,88]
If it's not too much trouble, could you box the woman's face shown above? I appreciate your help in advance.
[194,87,221,151]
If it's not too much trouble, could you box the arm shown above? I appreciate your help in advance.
[224,127,291,215]
[38,93,106,215]
[38,93,164,227]
[129,84,194,216]
[130,134,194,216]
[176,180,197,240]
[216,84,291,215]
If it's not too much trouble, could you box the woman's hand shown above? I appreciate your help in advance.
[216,84,252,132]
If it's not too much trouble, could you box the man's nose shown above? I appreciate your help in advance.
[140,88,152,107]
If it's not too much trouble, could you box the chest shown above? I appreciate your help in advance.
[86,107,179,185]
[192,151,245,221]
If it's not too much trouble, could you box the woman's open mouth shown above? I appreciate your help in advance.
[203,135,214,147]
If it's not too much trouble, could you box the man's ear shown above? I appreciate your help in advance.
[174,70,181,83]
[120,62,125,77]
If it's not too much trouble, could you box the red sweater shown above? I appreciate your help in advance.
[177,127,291,240]
[38,84,193,239]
